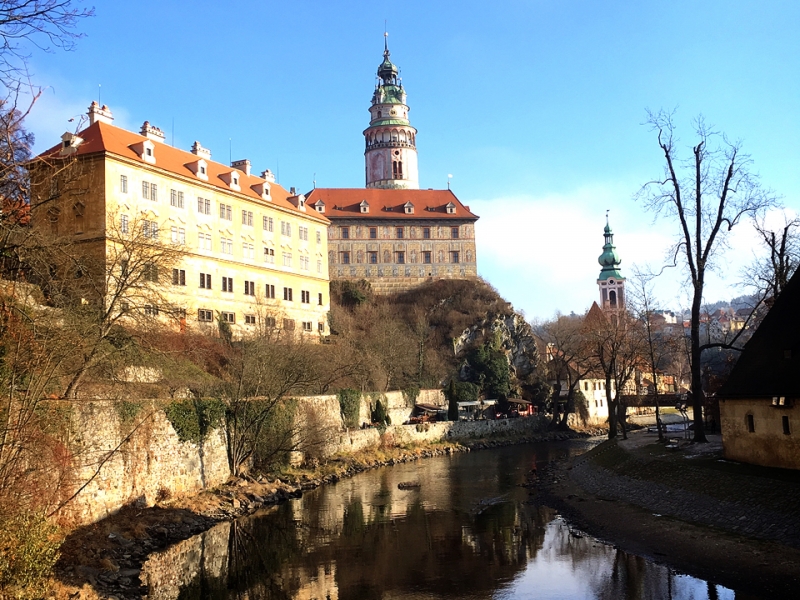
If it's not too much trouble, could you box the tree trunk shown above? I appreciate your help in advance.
[690,285,708,442]
[606,375,617,439]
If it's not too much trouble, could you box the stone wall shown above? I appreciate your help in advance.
[720,398,800,469]
[57,400,230,526]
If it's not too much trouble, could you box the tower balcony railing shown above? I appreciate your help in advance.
[365,140,416,150]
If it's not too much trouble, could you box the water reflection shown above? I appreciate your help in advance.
[142,442,738,600]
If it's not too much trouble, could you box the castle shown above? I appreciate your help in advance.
[306,35,479,294]
[29,36,480,334]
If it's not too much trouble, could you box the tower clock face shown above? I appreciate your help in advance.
[390,109,397,116]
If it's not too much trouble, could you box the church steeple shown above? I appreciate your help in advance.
[364,33,419,189]
[597,215,626,310]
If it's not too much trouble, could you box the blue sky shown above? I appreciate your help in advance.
[22,0,800,320]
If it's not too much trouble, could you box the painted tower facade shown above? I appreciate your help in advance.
[597,219,625,310]
[364,35,419,190]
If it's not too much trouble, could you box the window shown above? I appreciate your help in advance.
[265,284,275,299]
[451,226,460,239]
[318,292,323,306]
[302,321,313,332]
[283,318,295,331]
[198,232,212,251]
[746,414,755,433]
[143,264,158,282]
[396,251,405,264]
[264,247,275,263]
[318,322,325,332]
[317,259,322,273]
[219,203,232,220]
[369,227,377,239]
[242,210,253,226]
[120,175,128,193]
[301,290,310,304]
[281,221,291,237]
[263,216,274,232]
[171,226,186,245]
[198,309,213,322]
[221,312,235,324]
[783,415,791,435]
[221,237,233,255]
[299,226,309,241]
[244,280,255,296]
[142,181,156,200]
[451,251,460,264]
[300,256,310,270]
[341,226,349,239]
[368,251,378,264]
[423,227,430,239]
[170,189,185,208]
[199,273,211,289]
[120,214,129,234]
[283,287,293,301]
[142,220,159,239]
[222,276,233,293]
[264,316,276,327]
[197,197,211,215]
[243,243,255,260]
[282,252,292,267]
[396,227,404,239]
[342,251,350,265]
[423,251,432,264]
[144,304,159,316]
[316,230,322,243]
[172,268,186,286]
[245,314,256,325]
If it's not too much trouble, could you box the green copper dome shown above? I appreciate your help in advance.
[598,221,624,280]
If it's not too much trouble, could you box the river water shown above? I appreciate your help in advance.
[143,441,739,599]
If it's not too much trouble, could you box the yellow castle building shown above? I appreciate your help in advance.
[31,102,330,337]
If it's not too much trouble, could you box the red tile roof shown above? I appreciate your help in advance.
[305,187,479,221]
[37,120,329,224]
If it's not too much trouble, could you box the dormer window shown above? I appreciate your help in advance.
[314,200,325,214]
[131,139,156,164]
[187,159,208,181]
[59,132,84,156]
[446,202,456,214]
[252,181,271,200]
[404,201,414,214]
[220,171,241,191]
[360,200,369,214]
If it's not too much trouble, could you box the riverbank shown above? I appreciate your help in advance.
[537,425,800,599]
[51,429,588,599]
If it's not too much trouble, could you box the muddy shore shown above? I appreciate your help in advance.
[536,427,800,599]
[53,430,586,599]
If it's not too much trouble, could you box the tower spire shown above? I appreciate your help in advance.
[597,216,626,310]
[364,34,419,189]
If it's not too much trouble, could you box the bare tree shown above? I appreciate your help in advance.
[0,0,94,86]
[536,313,594,429]
[751,213,799,301]
[639,110,776,442]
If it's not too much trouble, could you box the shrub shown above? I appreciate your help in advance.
[0,511,61,599]
[115,400,143,425]
[402,386,420,407]
[337,389,361,429]
[164,398,226,444]
[371,398,390,427]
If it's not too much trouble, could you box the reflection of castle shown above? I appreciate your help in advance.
[307,35,479,294]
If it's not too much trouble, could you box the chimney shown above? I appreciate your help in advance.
[140,121,165,143]
[290,187,297,195]
[191,141,211,160]
[87,102,114,125]
[231,159,251,176]
[261,169,276,183]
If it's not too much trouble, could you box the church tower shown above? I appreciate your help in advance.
[597,217,625,310]
[364,34,419,189]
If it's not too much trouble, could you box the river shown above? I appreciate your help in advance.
[142,441,739,599]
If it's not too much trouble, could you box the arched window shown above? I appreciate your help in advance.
[609,290,617,307]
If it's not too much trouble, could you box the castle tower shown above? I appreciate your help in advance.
[597,217,625,310]
[364,33,419,189]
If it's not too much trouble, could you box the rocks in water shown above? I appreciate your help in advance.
[398,481,421,490]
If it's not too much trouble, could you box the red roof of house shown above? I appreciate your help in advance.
[304,187,479,221]
[37,120,329,225]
